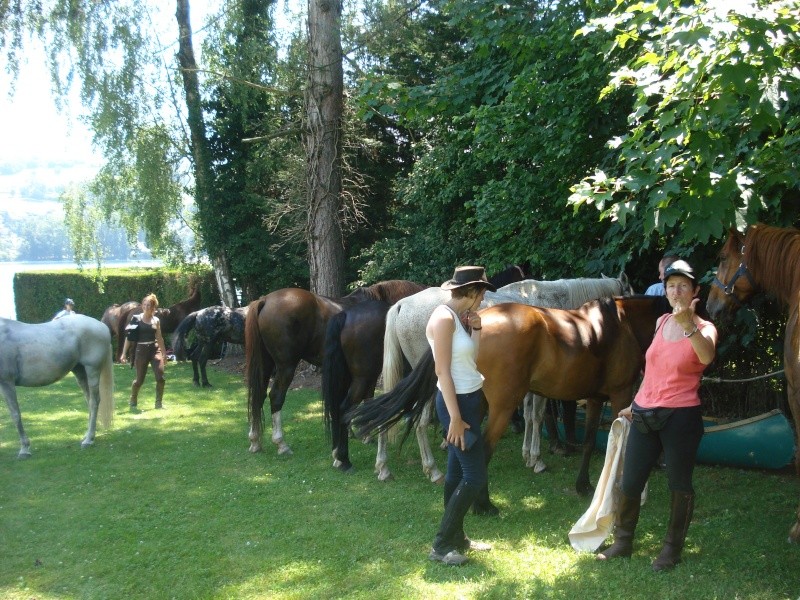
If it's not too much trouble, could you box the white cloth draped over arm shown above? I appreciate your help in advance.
[568,417,647,552]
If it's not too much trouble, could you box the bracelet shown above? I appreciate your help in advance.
[472,327,482,331]
[684,326,699,338]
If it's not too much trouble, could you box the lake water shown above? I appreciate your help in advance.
[0,260,162,320]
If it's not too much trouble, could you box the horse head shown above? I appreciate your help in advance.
[707,227,756,319]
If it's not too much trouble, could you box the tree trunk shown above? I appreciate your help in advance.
[305,0,345,297]
[176,0,237,306]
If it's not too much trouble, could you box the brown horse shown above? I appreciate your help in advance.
[349,295,670,514]
[245,280,427,457]
[706,224,800,543]
[107,286,203,362]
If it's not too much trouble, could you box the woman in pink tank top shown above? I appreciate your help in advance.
[596,260,717,571]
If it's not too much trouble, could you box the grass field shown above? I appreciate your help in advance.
[1,361,799,599]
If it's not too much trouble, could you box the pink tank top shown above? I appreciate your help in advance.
[634,314,714,409]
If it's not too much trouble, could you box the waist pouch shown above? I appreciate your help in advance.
[631,402,675,434]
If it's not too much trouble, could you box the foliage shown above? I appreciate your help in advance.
[12,266,216,323]
[357,0,634,283]
[569,0,800,261]
[0,365,798,599]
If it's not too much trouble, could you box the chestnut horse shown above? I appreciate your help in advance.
[349,295,669,514]
[245,280,426,457]
[706,224,800,543]
[321,264,532,476]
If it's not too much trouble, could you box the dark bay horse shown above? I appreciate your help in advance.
[706,224,800,543]
[109,286,203,361]
[245,280,426,456]
[0,315,114,457]
[349,295,669,514]
[173,305,248,387]
[321,264,532,477]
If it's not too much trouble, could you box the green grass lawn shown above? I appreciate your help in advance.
[0,362,798,599]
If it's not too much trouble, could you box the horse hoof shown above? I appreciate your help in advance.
[431,473,445,485]
[80,441,94,449]
[248,443,263,453]
[17,451,32,459]
[335,462,355,474]
[277,446,293,456]
[532,460,547,474]
[202,382,213,388]
[192,381,200,387]
[473,504,500,517]
[377,472,395,482]
[576,484,594,497]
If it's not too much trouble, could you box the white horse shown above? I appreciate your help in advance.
[0,315,115,457]
[376,273,633,482]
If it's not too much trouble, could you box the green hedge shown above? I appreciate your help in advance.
[13,266,218,323]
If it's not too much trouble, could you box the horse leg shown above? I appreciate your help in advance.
[575,398,604,496]
[375,430,393,481]
[268,365,297,456]
[416,399,444,484]
[0,382,31,458]
[472,404,516,516]
[199,344,213,387]
[522,393,547,473]
[191,358,201,387]
[561,400,579,451]
[72,365,100,449]
[544,399,566,455]
[784,310,800,543]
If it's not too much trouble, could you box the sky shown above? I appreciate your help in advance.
[0,1,302,218]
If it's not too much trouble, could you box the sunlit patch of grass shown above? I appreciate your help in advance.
[0,361,799,599]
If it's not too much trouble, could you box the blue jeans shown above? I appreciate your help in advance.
[435,389,488,489]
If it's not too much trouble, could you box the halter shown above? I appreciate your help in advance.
[711,244,757,305]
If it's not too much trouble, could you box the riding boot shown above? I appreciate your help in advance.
[652,491,694,572]
[429,481,480,565]
[596,492,641,560]
[129,382,140,409]
[155,380,165,409]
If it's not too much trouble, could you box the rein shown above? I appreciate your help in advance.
[702,369,785,384]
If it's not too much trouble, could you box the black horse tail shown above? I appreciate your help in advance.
[322,310,351,442]
[347,348,437,447]
[173,310,199,361]
[245,298,271,437]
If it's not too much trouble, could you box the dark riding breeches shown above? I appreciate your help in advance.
[621,404,704,496]
[132,343,165,388]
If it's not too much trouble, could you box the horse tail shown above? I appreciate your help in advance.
[322,311,351,441]
[381,302,405,392]
[173,311,199,360]
[98,341,115,429]
[347,348,437,447]
[245,298,271,434]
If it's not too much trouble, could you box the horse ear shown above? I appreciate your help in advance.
[619,270,628,285]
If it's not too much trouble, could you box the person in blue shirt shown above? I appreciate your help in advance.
[644,255,679,296]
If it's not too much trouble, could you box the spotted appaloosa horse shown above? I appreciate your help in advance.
[373,273,633,482]
[244,280,427,457]
[707,224,800,543]
[173,305,249,387]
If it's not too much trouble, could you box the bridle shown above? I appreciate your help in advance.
[712,244,757,305]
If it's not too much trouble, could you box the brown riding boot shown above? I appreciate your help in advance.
[155,380,165,409]
[652,491,694,572]
[596,492,641,560]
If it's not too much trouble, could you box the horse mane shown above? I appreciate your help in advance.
[348,280,427,304]
[744,224,800,306]
[564,278,625,307]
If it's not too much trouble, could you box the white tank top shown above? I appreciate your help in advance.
[427,306,484,394]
